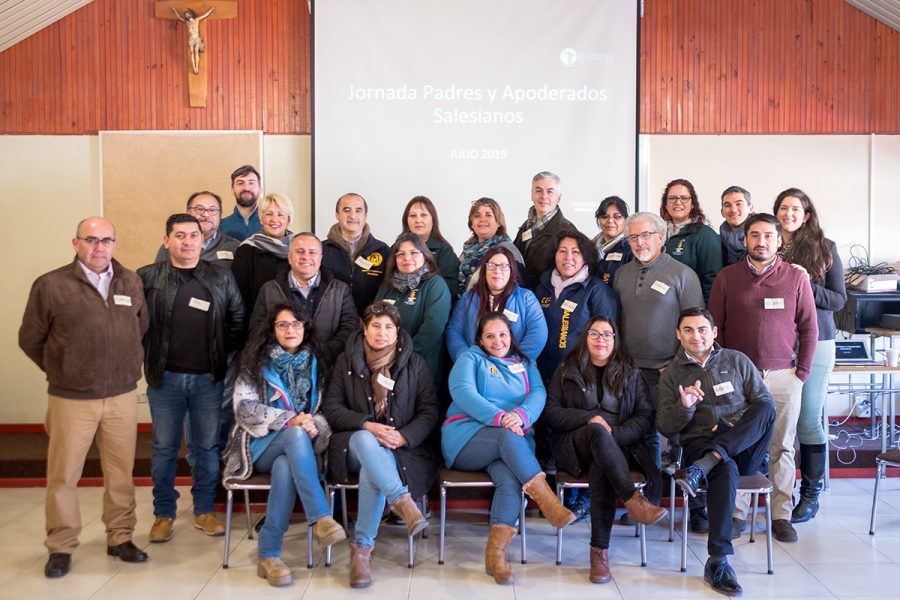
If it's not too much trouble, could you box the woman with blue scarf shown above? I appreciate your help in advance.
[225,302,345,587]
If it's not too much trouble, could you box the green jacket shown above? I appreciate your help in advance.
[665,223,722,301]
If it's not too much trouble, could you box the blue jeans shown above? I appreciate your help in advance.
[147,371,223,518]
[453,427,541,527]
[184,356,238,467]
[253,427,331,558]
[347,430,408,548]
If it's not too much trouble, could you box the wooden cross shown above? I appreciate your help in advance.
[155,1,237,108]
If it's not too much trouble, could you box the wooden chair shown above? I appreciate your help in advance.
[869,449,900,535]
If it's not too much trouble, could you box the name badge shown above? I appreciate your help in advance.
[606,252,623,262]
[651,280,670,295]
[216,250,234,260]
[382,298,396,305]
[508,362,526,374]
[376,373,395,390]
[561,299,578,312]
[713,381,735,396]
[764,298,785,310]
[113,295,132,306]
[189,297,211,312]
[521,229,533,242]
[355,256,373,270]
[503,309,519,322]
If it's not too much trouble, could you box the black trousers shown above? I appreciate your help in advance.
[572,424,642,549]
[682,400,775,556]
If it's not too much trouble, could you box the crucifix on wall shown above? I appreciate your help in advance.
[155,1,237,108]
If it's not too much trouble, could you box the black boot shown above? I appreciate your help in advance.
[791,443,826,523]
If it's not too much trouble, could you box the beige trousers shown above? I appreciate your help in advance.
[734,368,803,521]
[44,391,138,553]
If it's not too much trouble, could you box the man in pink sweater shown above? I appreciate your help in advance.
[707,213,818,543]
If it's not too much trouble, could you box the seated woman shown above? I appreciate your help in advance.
[458,197,526,294]
[224,302,346,587]
[443,312,574,585]
[446,246,547,362]
[543,316,666,584]
[592,196,634,286]
[375,232,452,384]
[322,301,439,589]
[402,196,460,299]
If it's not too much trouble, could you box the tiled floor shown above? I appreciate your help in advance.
[1,477,899,599]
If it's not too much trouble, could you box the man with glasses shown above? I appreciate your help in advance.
[220,164,263,241]
[514,171,575,287]
[613,212,704,408]
[20,217,150,577]
[719,186,755,266]
[155,191,239,265]
[138,214,244,544]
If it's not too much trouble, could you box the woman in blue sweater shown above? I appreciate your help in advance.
[446,246,548,362]
[443,312,574,585]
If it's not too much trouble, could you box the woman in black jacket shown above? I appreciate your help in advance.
[322,301,439,589]
[543,315,667,584]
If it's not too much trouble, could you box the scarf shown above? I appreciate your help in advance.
[519,206,558,251]
[593,232,625,259]
[391,266,429,293]
[458,233,509,294]
[363,340,397,420]
[327,222,371,258]
[269,344,313,413]
[240,231,293,258]
[719,221,747,265]
[550,264,590,300]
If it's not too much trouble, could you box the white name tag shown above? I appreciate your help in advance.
[376,372,395,390]
[216,250,234,260]
[113,295,132,306]
[382,298,396,305]
[606,252,623,262]
[764,298,785,310]
[521,229,533,242]
[189,297,211,312]
[651,280,670,295]
[355,256,373,270]
[503,309,519,322]
[508,362,526,374]
[561,299,578,312]
[713,381,735,396]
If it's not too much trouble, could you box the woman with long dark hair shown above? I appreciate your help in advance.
[223,302,345,587]
[401,195,460,298]
[774,188,846,524]
[543,316,665,584]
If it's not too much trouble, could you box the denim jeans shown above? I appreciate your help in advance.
[452,427,541,527]
[253,427,331,558]
[797,339,835,445]
[147,370,223,518]
[347,430,408,548]
[184,356,238,467]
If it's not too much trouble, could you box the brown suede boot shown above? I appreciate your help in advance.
[484,524,517,585]
[623,492,668,525]
[390,493,429,536]
[589,547,611,583]
[522,472,575,528]
[349,543,373,588]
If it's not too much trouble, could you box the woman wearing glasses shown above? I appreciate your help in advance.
[224,302,345,587]
[401,196,461,300]
[443,312,574,585]
[322,301,439,588]
[458,197,526,294]
[446,245,547,362]
[659,179,722,301]
[592,196,634,286]
[375,233,452,383]
[543,316,665,584]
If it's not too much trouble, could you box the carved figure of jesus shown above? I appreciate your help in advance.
[172,6,215,74]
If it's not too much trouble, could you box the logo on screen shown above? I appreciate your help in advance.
[560,48,578,66]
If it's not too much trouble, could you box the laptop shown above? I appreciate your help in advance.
[834,340,874,364]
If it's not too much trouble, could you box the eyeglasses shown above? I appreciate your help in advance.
[275,320,304,331]
[77,236,115,247]
[485,262,511,272]
[395,251,422,260]
[189,206,221,216]
[666,195,692,204]
[625,231,658,243]
[587,330,615,341]
[369,302,399,315]
[599,214,625,221]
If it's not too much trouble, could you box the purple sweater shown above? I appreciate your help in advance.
[707,257,818,381]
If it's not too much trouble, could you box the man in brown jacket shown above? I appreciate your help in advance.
[19,217,150,578]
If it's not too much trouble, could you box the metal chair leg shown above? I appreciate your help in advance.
[555,482,564,565]
[870,460,884,535]
[640,522,647,567]
[669,475,676,542]
[765,491,774,574]
[749,492,758,544]
[520,491,528,564]
[439,484,447,565]
[244,489,254,540]
[223,489,234,568]
[325,487,335,567]
[680,489,689,572]
[307,523,314,569]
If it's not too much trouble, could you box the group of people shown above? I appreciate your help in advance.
[19,167,846,595]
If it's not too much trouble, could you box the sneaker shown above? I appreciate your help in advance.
[149,517,174,543]
[772,518,798,542]
[731,517,747,540]
[690,507,710,534]
[704,557,742,595]
[193,512,225,536]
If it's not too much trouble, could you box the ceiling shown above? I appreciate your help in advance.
[844,0,900,32]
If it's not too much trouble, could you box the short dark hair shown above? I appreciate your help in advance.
[552,229,599,272]
[362,300,401,328]
[165,213,201,236]
[230,165,261,185]
[186,190,223,211]
[595,196,630,220]
[721,185,751,204]
[336,193,368,213]
[743,212,781,237]
[678,307,715,329]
